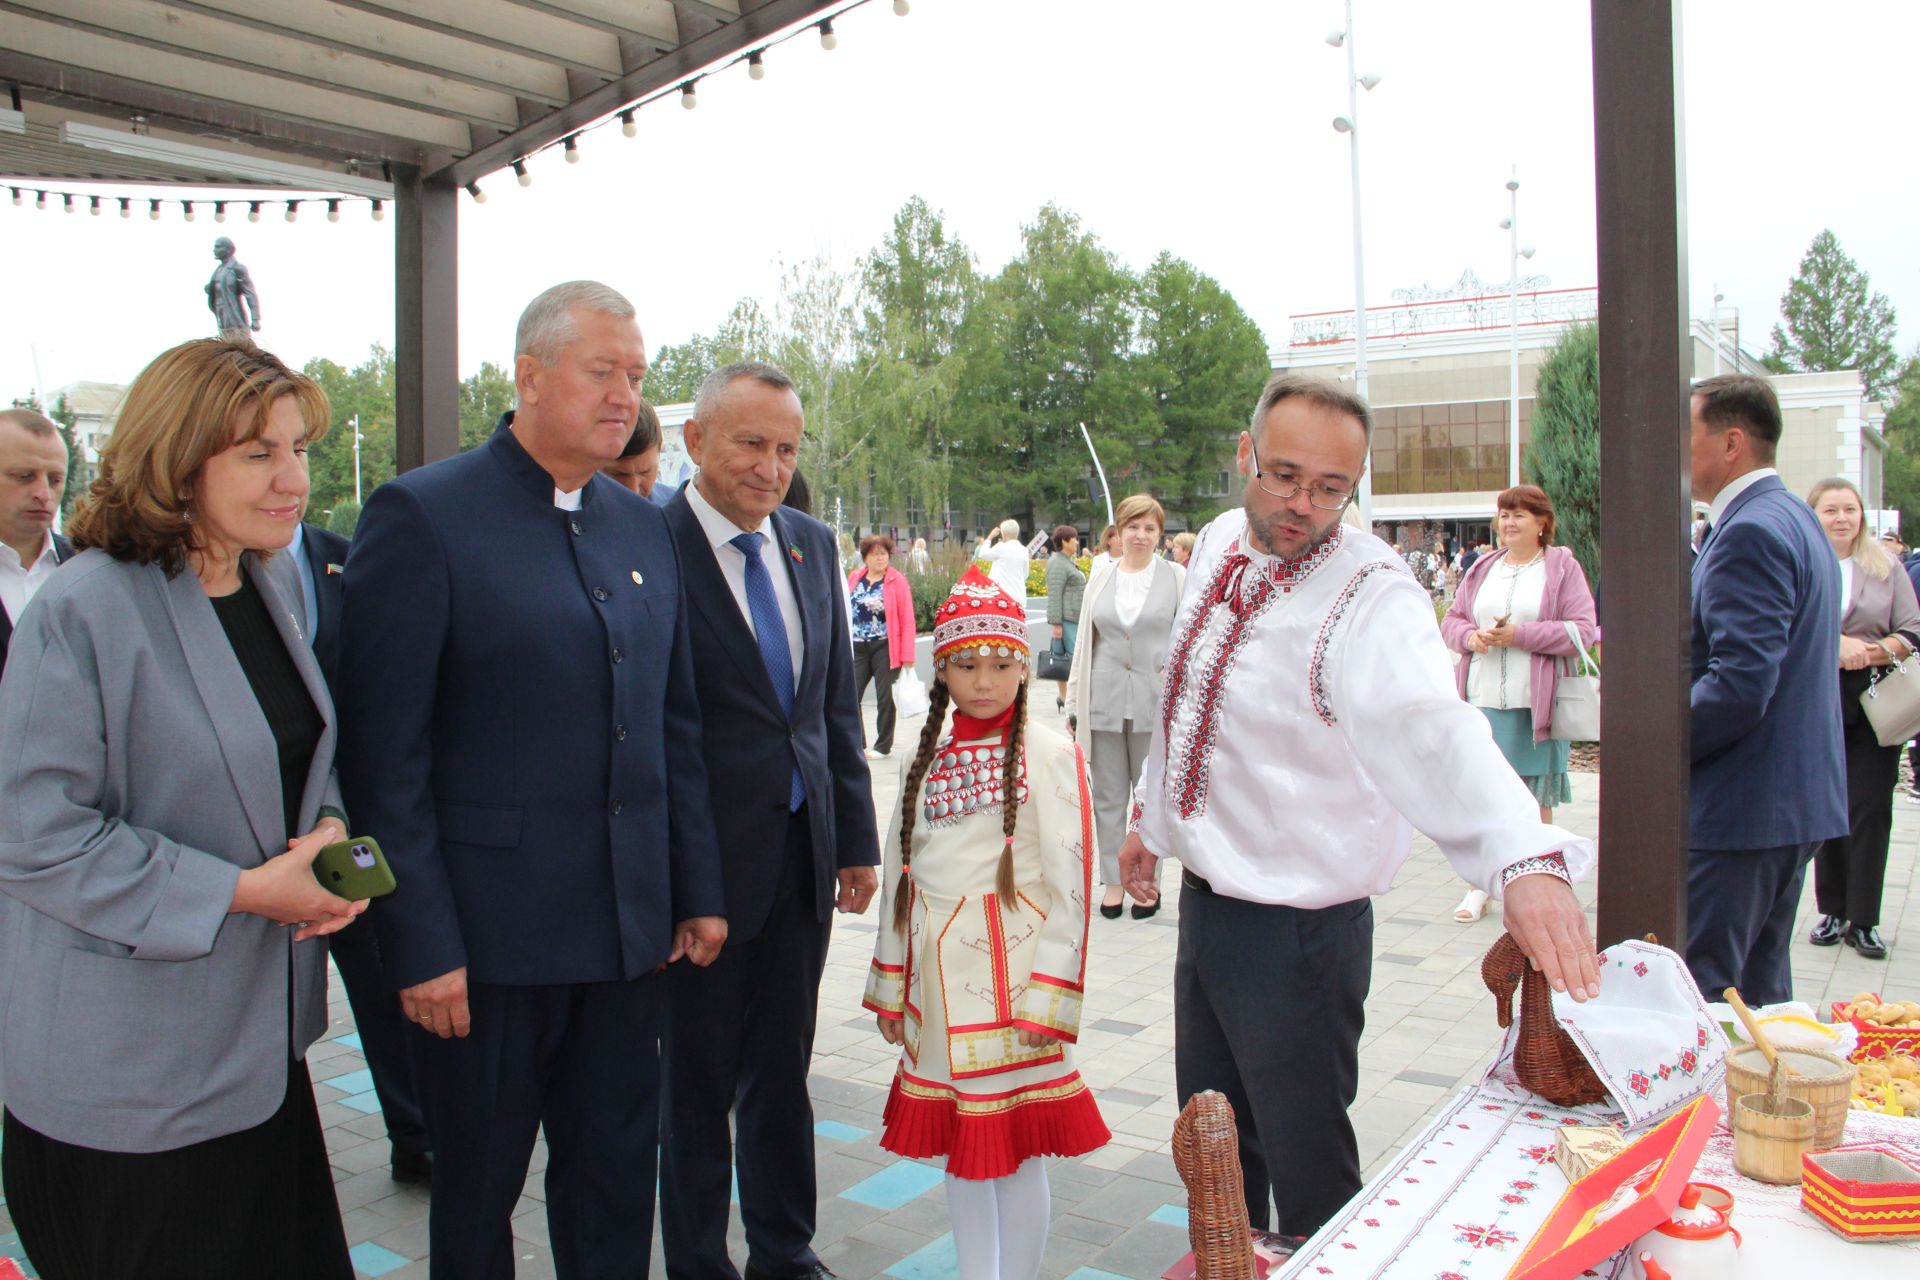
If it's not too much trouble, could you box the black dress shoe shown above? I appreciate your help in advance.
[744,1266,837,1280]
[1847,926,1888,959]
[391,1144,433,1186]
[1810,914,1847,946]
[1099,902,1124,919]
[1130,900,1159,920]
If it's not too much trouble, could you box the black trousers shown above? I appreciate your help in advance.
[1814,685,1900,929]
[1173,879,1373,1238]
[415,976,662,1280]
[2,1060,352,1280]
[327,910,429,1154]
[852,636,897,755]
[1686,841,1815,1006]
[660,810,832,1280]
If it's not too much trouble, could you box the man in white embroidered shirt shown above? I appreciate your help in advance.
[1119,374,1600,1242]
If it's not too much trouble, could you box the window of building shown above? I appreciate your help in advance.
[1369,399,1531,495]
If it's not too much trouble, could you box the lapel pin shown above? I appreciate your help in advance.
[325,562,344,575]
[789,545,804,564]
[631,570,644,586]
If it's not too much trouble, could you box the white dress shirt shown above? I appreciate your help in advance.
[684,479,806,683]
[1706,466,1778,528]
[1132,509,1594,907]
[0,531,59,626]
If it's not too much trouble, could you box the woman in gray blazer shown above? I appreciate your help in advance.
[1066,494,1186,919]
[1045,524,1087,711]
[0,340,363,1279]
[1806,478,1920,959]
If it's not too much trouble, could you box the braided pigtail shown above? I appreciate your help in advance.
[893,678,952,934]
[995,678,1030,908]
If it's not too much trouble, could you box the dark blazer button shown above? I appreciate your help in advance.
[570,520,583,535]
[593,587,609,601]
[615,724,627,741]
[611,648,624,663]
[612,801,624,816]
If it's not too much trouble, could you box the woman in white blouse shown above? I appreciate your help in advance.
[976,518,1030,602]
[1440,485,1597,921]
[1067,494,1187,919]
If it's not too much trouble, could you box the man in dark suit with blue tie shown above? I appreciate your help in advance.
[1688,374,1847,1005]
[660,361,880,1280]
[271,516,433,1185]
[337,282,727,1279]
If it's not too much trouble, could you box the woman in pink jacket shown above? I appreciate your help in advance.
[848,534,918,758]
[1440,485,1598,920]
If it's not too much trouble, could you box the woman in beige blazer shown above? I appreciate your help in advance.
[1066,494,1186,919]
[0,340,364,1278]
[1806,477,1920,959]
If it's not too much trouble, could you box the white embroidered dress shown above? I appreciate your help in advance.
[863,719,1109,1179]
[1131,510,1595,904]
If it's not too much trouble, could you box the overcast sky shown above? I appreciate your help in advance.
[4,0,1915,405]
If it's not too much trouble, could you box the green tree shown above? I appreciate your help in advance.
[1763,229,1900,399]
[1524,322,1602,590]
[645,300,771,404]
[1134,252,1270,526]
[770,256,871,526]
[1878,350,1920,532]
[459,361,515,451]
[303,346,396,521]
[949,204,1153,531]
[325,500,362,537]
[853,197,981,533]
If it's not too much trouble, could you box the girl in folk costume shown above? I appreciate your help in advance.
[864,568,1109,1280]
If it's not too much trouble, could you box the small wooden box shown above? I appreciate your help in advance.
[1553,1124,1626,1182]
[1802,1148,1920,1240]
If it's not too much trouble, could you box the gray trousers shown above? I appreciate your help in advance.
[1089,723,1152,884]
[1175,878,1372,1238]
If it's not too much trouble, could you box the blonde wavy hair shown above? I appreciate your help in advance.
[1806,477,1892,581]
[68,340,330,576]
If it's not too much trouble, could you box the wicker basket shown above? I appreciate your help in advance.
[1171,1091,1256,1280]
[1724,1046,1854,1150]
[1481,932,1607,1107]
[1830,994,1920,1063]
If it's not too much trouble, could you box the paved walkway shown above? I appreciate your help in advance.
[3,697,1912,1278]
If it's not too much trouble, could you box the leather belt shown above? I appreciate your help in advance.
[1182,869,1214,895]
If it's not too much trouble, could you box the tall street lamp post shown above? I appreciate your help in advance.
[1328,3,1381,527]
[1499,169,1534,489]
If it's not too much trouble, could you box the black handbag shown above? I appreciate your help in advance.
[1035,637,1073,682]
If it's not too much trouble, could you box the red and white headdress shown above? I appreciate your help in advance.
[931,567,1029,665]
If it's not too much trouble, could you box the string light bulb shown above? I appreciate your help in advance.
[62,193,74,213]
[182,201,195,222]
[284,200,299,223]
[620,109,637,137]
[563,135,580,163]
[325,199,340,222]
[681,81,698,109]
[748,50,766,80]
[119,197,131,219]
[214,201,228,223]
[34,190,46,210]
[371,198,386,221]
[247,201,262,223]
[514,159,532,186]
[895,0,910,13]
[8,188,19,207]
[818,19,837,49]
[465,181,486,204]
[89,195,102,216]
[148,198,161,220]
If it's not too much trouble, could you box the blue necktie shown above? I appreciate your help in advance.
[731,532,806,811]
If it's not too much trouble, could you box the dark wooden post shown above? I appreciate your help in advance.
[392,163,460,473]
[1591,0,1694,948]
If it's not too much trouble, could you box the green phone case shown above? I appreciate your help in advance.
[313,836,397,900]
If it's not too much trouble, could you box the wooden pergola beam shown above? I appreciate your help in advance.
[1591,0,1693,948]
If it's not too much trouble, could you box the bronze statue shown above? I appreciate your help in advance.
[206,237,261,343]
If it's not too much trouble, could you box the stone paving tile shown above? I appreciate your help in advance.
[5,690,1911,1280]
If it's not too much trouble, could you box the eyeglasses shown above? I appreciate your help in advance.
[1249,439,1356,511]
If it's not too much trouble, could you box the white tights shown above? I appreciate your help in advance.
[944,1160,1051,1280]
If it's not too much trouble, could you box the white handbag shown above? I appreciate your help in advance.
[894,668,931,721]
[1861,658,1920,747]
[1548,621,1601,742]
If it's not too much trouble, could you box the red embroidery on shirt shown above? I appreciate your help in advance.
[1308,560,1407,726]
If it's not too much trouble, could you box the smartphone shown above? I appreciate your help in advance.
[313,836,397,901]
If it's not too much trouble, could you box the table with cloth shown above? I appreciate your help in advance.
[1269,940,1920,1279]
